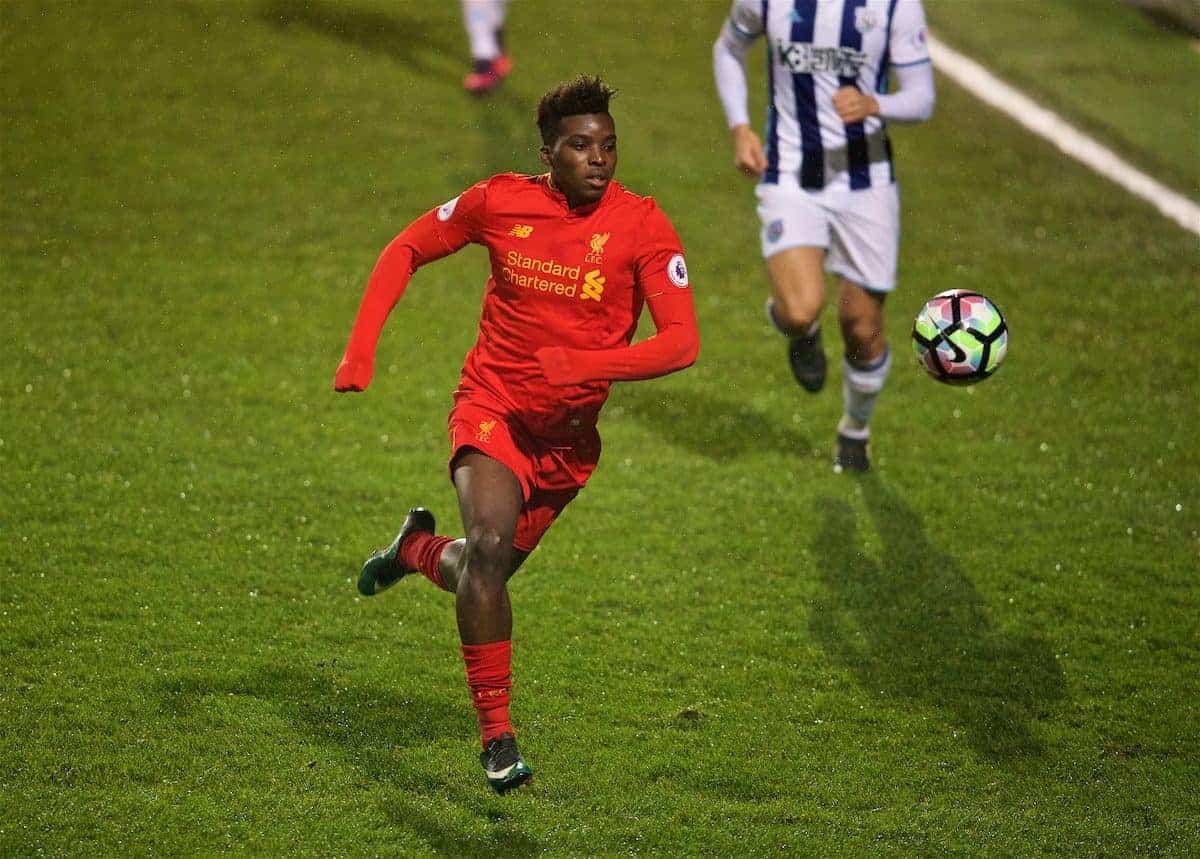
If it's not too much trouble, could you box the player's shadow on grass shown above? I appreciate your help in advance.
[158,664,465,766]
[157,665,541,855]
[810,478,1065,759]
[612,384,813,460]
[259,0,458,77]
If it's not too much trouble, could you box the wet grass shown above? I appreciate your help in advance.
[2,1,1198,854]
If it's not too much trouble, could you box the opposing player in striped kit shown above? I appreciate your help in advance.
[713,0,935,470]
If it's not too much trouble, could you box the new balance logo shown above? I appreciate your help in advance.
[508,224,533,238]
[580,269,605,301]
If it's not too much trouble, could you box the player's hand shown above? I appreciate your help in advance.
[832,86,879,123]
[535,346,578,387]
[334,356,373,392]
[732,124,767,177]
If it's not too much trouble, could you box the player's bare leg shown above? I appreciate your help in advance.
[450,450,533,793]
[436,532,527,594]
[450,451,524,644]
[358,513,527,597]
[835,278,890,472]
[357,450,532,792]
[765,245,828,392]
[838,277,886,364]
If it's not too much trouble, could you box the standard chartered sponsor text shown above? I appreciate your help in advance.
[503,250,582,297]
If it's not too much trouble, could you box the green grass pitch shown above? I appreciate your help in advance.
[2,1,1198,854]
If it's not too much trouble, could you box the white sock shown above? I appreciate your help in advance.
[461,0,508,61]
[841,347,891,434]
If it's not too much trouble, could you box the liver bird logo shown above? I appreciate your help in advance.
[589,232,610,255]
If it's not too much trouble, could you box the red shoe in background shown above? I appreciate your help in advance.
[464,55,512,95]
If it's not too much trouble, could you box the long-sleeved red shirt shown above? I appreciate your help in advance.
[336,172,699,436]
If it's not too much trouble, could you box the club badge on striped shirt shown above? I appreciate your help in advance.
[855,8,880,33]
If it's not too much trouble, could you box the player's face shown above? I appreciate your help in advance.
[540,113,617,208]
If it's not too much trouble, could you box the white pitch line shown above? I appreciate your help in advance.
[927,35,1200,239]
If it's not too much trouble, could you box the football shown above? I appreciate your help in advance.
[912,289,1008,385]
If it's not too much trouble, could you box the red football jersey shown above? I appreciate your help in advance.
[337,172,698,437]
[434,173,691,433]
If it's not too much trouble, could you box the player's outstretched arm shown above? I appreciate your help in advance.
[713,4,766,177]
[535,289,700,387]
[334,185,486,392]
[334,230,422,392]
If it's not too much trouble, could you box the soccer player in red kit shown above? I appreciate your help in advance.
[333,76,699,794]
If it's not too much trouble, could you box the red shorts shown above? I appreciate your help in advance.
[447,396,601,552]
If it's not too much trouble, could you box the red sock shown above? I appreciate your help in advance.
[399,532,454,591]
[461,640,513,747]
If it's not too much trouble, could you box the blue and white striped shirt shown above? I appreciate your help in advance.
[718,0,932,190]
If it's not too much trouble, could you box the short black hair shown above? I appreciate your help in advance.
[536,75,617,146]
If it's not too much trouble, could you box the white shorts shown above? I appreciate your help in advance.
[756,177,900,293]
